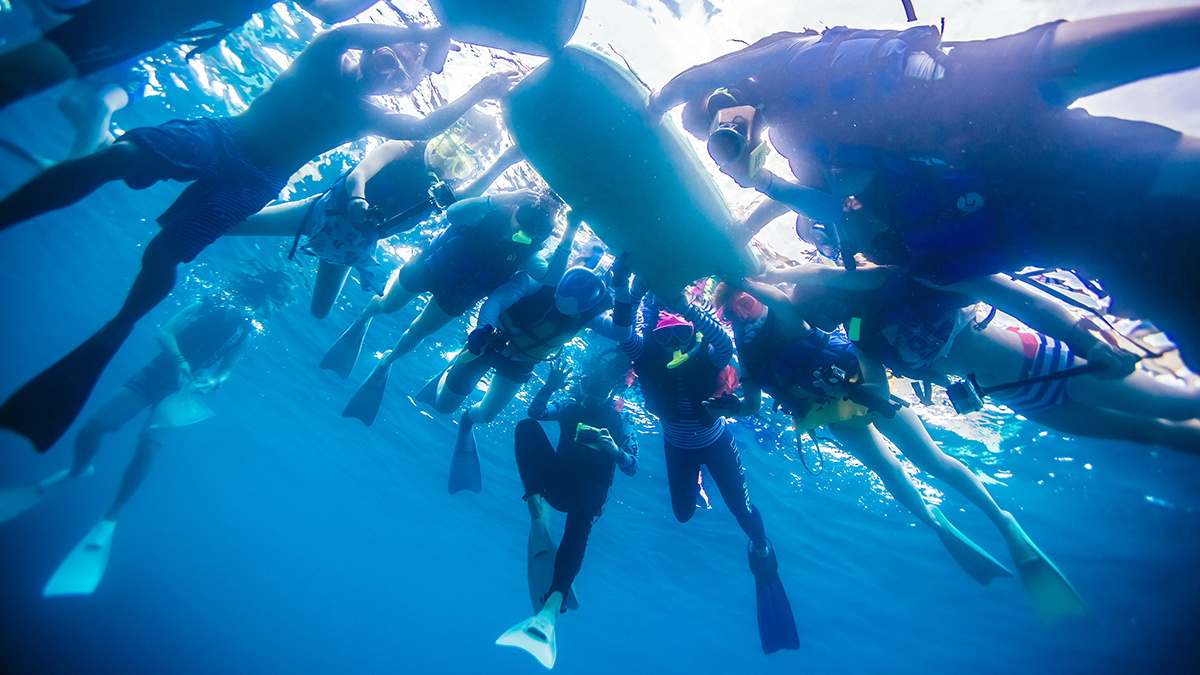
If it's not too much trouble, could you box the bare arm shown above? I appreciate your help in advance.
[760,263,892,291]
[157,302,204,385]
[649,38,800,116]
[455,144,525,199]
[369,72,520,141]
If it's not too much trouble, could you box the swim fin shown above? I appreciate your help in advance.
[342,351,392,426]
[930,505,1013,585]
[1002,512,1088,624]
[43,519,117,597]
[415,366,448,408]
[496,612,557,669]
[448,410,482,494]
[748,541,800,654]
[0,468,79,524]
[0,324,128,452]
[320,317,372,379]
[527,512,580,613]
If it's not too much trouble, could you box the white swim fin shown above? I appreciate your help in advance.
[43,519,117,597]
[496,612,557,669]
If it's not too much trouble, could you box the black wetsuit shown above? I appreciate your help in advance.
[515,392,637,599]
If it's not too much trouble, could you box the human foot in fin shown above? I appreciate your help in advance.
[43,518,117,597]
[929,505,1013,585]
[341,350,392,426]
[526,506,579,613]
[496,590,564,669]
[320,316,373,379]
[0,466,91,524]
[748,540,800,654]
[1000,511,1088,624]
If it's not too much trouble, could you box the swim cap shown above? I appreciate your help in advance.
[653,312,695,348]
[556,267,606,316]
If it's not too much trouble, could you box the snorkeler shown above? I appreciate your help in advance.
[229,109,522,320]
[649,8,1200,367]
[611,268,799,654]
[428,216,625,493]
[0,261,293,595]
[0,22,521,452]
[767,262,1200,456]
[0,0,382,110]
[721,279,1086,623]
[495,363,638,669]
[337,189,559,426]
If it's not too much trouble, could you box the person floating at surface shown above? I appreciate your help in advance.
[428,214,626,493]
[720,278,1087,624]
[337,189,560,426]
[0,260,294,596]
[611,267,799,654]
[0,0,382,110]
[495,363,638,669]
[229,110,522,320]
[648,8,1200,367]
[0,22,521,452]
[767,262,1200,455]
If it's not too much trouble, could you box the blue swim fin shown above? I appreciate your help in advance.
[748,542,799,654]
[930,505,1013,585]
[527,512,580,613]
[1002,512,1088,624]
[0,325,127,452]
[44,519,117,597]
[342,351,391,426]
[320,317,372,379]
[415,366,449,408]
[448,410,482,494]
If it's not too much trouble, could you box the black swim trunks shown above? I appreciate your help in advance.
[443,349,537,396]
[120,117,291,262]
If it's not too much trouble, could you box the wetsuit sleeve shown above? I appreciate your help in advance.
[683,303,733,369]
[751,169,844,225]
[527,380,564,420]
[478,272,540,329]
[586,311,624,341]
[522,252,551,282]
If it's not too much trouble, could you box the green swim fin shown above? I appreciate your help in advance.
[0,468,79,524]
[527,512,580,613]
[0,324,128,452]
[1002,512,1088,624]
[320,317,372,379]
[448,410,482,494]
[496,612,557,669]
[342,351,392,426]
[44,519,117,596]
[748,542,800,654]
[930,505,1013,585]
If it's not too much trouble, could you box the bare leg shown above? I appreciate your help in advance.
[465,375,525,423]
[0,141,160,230]
[310,261,351,319]
[102,433,162,521]
[1065,367,1200,420]
[1045,7,1200,102]
[1029,402,1200,454]
[873,407,1008,526]
[225,195,316,236]
[831,423,937,527]
[381,298,456,367]
[59,82,129,160]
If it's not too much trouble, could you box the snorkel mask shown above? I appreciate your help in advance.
[425,130,479,181]
[654,312,704,369]
[556,267,607,316]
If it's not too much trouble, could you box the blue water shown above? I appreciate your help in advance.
[3,4,1200,675]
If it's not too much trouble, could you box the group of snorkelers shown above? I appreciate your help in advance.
[1,0,1199,668]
